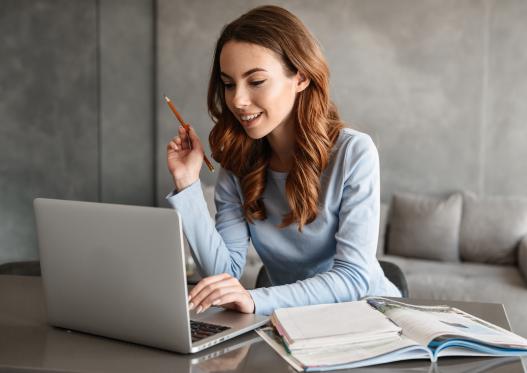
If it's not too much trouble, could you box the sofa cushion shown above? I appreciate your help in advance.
[387,192,462,262]
[460,192,527,265]
[381,254,527,338]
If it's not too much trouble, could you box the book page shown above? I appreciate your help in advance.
[292,335,429,368]
[256,326,429,370]
[431,356,519,373]
[256,327,303,372]
[367,298,527,349]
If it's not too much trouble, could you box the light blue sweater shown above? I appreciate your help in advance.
[167,128,401,315]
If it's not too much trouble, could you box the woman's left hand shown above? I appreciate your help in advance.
[188,273,255,314]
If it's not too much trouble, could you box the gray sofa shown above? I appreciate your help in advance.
[199,186,527,337]
[378,192,527,338]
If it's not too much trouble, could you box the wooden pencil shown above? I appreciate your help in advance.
[163,95,214,172]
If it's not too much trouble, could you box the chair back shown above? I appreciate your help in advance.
[255,260,409,298]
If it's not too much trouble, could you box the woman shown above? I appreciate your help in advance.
[166,5,400,316]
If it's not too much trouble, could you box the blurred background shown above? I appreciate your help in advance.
[1,0,526,265]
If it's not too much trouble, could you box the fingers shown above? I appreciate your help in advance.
[166,130,190,152]
[189,273,231,300]
[166,138,178,152]
[186,124,204,151]
[181,125,193,150]
[189,273,237,312]
[166,124,203,154]
[207,291,248,309]
[187,124,200,141]
[195,286,242,313]
[188,273,255,314]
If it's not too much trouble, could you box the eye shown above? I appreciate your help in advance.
[250,80,266,87]
[223,82,234,90]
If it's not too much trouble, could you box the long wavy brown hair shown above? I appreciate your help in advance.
[208,5,344,231]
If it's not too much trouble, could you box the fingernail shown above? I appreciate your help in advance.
[188,294,193,301]
[188,302,195,310]
[212,299,220,306]
[196,306,203,314]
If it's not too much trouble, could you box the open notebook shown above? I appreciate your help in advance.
[257,297,527,371]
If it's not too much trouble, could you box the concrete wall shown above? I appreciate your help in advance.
[2,0,527,264]
[99,0,155,205]
[0,0,154,264]
[156,0,527,203]
[0,0,98,264]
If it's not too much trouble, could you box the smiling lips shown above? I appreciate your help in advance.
[240,112,263,122]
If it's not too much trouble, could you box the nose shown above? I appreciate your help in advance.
[231,85,251,109]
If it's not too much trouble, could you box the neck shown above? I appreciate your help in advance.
[267,118,295,172]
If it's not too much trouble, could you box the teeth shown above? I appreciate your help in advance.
[241,112,262,121]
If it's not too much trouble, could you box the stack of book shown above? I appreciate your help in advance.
[271,300,401,353]
[257,297,527,371]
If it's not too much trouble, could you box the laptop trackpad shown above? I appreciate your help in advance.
[191,307,262,329]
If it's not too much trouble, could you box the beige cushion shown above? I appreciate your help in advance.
[387,192,462,262]
[460,192,527,265]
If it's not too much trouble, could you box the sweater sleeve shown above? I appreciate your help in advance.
[248,135,383,315]
[166,169,250,279]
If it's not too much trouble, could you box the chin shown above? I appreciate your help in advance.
[242,127,269,140]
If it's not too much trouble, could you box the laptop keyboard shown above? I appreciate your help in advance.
[190,320,231,342]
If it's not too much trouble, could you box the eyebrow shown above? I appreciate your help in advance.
[220,68,267,80]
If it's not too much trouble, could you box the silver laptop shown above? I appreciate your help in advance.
[33,198,269,353]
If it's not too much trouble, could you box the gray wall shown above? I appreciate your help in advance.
[100,0,155,205]
[2,0,527,264]
[156,0,527,203]
[0,0,154,265]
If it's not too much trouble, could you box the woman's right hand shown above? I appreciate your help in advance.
[166,125,204,192]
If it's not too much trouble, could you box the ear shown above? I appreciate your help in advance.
[295,72,310,93]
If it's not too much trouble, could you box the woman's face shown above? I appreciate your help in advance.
[219,41,309,139]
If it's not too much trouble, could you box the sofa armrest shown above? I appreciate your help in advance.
[519,235,527,282]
